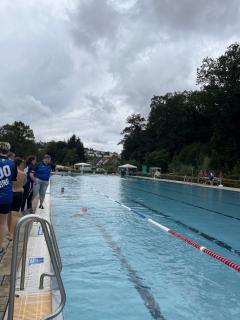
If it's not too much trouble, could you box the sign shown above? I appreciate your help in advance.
[29,257,44,265]
[37,226,43,236]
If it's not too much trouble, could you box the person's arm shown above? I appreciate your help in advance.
[23,174,27,186]
[30,172,37,183]
[11,162,18,181]
[30,164,38,183]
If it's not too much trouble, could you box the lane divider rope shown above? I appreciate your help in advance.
[67,175,240,273]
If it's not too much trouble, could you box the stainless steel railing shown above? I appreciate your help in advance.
[7,214,66,320]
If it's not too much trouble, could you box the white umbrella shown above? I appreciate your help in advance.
[74,162,91,166]
[118,164,137,169]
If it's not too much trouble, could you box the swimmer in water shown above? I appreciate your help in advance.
[61,187,64,193]
[71,207,88,218]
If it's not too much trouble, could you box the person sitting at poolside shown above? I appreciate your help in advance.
[7,157,26,240]
[208,171,214,185]
[154,170,161,179]
[0,142,17,256]
[32,154,52,209]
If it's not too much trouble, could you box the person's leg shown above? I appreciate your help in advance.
[7,212,12,237]
[32,180,40,201]
[39,180,49,209]
[21,185,28,212]
[39,196,44,208]
[7,212,19,240]
[8,192,22,240]
[0,213,8,252]
[27,189,33,210]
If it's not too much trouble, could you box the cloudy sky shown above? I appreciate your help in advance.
[0,0,239,152]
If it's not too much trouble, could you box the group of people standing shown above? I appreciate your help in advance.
[0,142,52,256]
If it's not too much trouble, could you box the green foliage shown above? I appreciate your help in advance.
[120,43,240,174]
[0,121,36,156]
[200,156,211,171]
[0,121,85,165]
[145,149,170,172]
[229,161,240,179]
[43,135,85,165]
[103,163,117,174]
[197,43,240,89]
[119,114,147,162]
[62,149,78,165]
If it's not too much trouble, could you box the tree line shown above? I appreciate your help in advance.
[0,121,85,165]
[120,43,240,176]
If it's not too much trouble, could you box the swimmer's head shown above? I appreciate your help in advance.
[71,207,88,218]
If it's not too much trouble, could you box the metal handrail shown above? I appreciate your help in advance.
[39,273,55,290]
[44,219,62,272]
[20,218,62,291]
[8,214,66,320]
[19,221,30,290]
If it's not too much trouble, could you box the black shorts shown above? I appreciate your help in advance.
[11,192,23,212]
[0,203,12,214]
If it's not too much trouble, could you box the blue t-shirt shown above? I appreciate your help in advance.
[24,163,34,187]
[35,162,51,181]
[0,156,17,204]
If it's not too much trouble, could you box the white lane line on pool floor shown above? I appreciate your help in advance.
[67,176,240,273]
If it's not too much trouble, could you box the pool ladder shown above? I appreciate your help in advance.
[7,214,66,320]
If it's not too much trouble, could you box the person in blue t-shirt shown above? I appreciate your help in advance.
[0,142,17,255]
[32,154,52,209]
[208,170,214,185]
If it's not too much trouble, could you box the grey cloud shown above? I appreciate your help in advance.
[70,0,121,52]
[0,1,75,112]
[70,0,240,117]
[0,94,53,129]
[134,0,240,39]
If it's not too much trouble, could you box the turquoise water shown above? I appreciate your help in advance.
[51,175,240,320]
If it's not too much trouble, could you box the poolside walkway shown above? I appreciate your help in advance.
[132,176,240,192]
[0,198,41,319]
[0,227,24,320]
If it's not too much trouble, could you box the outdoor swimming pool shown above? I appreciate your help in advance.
[51,175,240,320]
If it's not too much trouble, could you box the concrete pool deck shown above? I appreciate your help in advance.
[132,175,240,192]
[0,232,24,320]
[0,187,58,320]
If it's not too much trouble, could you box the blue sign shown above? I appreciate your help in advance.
[37,226,43,236]
[29,257,44,265]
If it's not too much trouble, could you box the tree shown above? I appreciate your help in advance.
[42,135,85,165]
[0,121,36,156]
[145,149,170,172]
[63,149,78,165]
[197,43,240,90]
[67,135,85,162]
[119,114,146,162]
[197,42,240,170]
[119,43,240,173]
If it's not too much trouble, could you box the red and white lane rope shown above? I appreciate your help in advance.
[147,219,240,272]
[68,176,240,273]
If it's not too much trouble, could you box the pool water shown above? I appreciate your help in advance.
[51,175,240,320]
